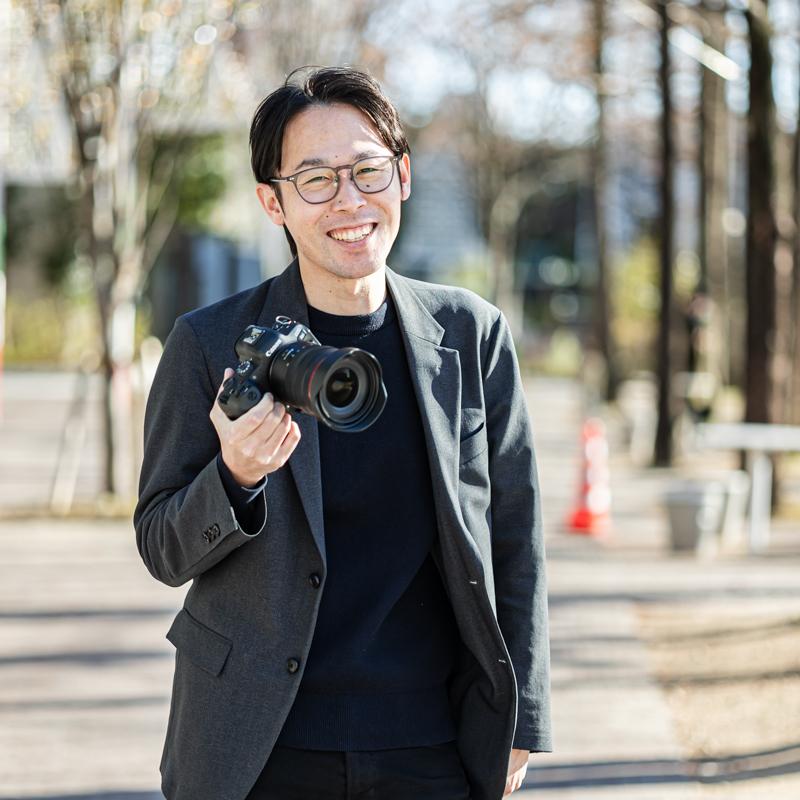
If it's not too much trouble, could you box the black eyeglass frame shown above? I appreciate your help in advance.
[268,154,403,204]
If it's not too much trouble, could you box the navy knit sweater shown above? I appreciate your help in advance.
[273,295,460,751]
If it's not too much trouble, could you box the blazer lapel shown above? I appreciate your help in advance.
[252,262,482,572]
[386,268,483,570]
[257,260,325,564]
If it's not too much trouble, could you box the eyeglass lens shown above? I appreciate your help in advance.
[296,156,395,202]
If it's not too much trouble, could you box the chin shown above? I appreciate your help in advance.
[331,262,384,281]
[322,250,387,281]
[297,238,390,282]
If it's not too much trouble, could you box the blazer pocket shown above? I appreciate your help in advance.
[459,411,488,465]
[166,607,232,677]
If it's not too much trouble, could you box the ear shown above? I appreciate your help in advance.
[256,183,286,226]
[398,154,411,202]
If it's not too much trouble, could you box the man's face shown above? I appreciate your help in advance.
[256,102,411,284]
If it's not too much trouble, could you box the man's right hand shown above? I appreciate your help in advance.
[209,368,302,487]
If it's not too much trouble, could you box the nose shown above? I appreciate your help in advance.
[332,168,366,211]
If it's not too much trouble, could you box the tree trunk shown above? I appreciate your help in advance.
[703,8,731,386]
[744,5,777,426]
[654,1,675,467]
[790,63,800,424]
[591,0,619,402]
[489,181,525,339]
[80,180,114,496]
[94,278,116,495]
[698,43,709,297]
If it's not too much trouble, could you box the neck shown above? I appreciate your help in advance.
[298,260,387,315]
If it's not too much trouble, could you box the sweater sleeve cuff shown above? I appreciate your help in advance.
[216,455,268,537]
[229,484,268,538]
[216,454,267,505]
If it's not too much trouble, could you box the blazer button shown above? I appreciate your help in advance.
[308,573,321,589]
[287,658,300,674]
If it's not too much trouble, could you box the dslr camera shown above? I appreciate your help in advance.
[218,316,387,433]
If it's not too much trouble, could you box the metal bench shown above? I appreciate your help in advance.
[695,423,800,552]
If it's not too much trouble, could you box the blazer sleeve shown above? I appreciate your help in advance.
[134,315,266,588]
[483,311,552,753]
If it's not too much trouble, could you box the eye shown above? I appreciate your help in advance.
[299,171,333,187]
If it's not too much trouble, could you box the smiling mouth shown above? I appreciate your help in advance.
[327,223,376,243]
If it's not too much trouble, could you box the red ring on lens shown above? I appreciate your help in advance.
[306,360,324,404]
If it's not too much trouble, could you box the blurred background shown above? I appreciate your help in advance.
[1,0,800,798]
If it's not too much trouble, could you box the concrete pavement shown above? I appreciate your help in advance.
[0,371,106,514]
[518,378,698,799]
[1,373,799,798]
[0,517,178,798]
[522,378,800,799]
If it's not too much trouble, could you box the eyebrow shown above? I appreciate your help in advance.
[292,150,386,172]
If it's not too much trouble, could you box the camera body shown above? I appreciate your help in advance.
[218,316,387,433]
[218,316,321,420]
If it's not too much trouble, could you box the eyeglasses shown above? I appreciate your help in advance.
[269,154,401,204]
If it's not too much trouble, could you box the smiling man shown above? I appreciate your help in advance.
[135,67,551,800]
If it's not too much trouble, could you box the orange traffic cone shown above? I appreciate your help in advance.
[567,417,611,536]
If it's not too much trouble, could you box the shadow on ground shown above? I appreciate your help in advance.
[526,743,800,789]
[0,609,175,621]
[0,650,170,667]
[0,794,163,800]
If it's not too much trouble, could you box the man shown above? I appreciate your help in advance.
[135,66,551,800]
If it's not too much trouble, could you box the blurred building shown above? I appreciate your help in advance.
[391,150,487,282]
[147,230,261,341]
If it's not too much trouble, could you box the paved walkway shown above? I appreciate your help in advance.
[0,518,179,799]
[1,374,799,798]
[0,371,106,513]
[517,379,695,799]
[522,379,800,799]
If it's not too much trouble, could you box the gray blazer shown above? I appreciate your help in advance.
[135,261,552,800]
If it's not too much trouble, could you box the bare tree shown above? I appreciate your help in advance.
[654,0,676,466]
[400,0,590,333]
[697,3,728,294]
[771,4,799,427]
[590,0,619,401]
[744,1,777,426]
[25,0,244,499]
[238,0,388,80]
[790,51,800,423]
[697,1,731,385]
[23,0,392,502]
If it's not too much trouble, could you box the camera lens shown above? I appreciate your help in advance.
[267,343,387,432]
[317,356,375,428]
[326,368,359,408]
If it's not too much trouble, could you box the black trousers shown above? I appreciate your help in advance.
[245,742,472,800]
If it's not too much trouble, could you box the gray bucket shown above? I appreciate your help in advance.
[664,480,726,555]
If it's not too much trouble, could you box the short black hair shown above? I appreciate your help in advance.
[250,66,410,256]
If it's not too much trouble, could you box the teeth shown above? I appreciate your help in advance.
[329,224,373,242]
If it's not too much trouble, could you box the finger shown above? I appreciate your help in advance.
[249,395,289,438]
[233,391,277,435]
[270,420,301,467]
[262,409,293,454]
[513,769,526,792]
[216,367,235,398]
[503,771,519,797]
[210,368,236,427]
